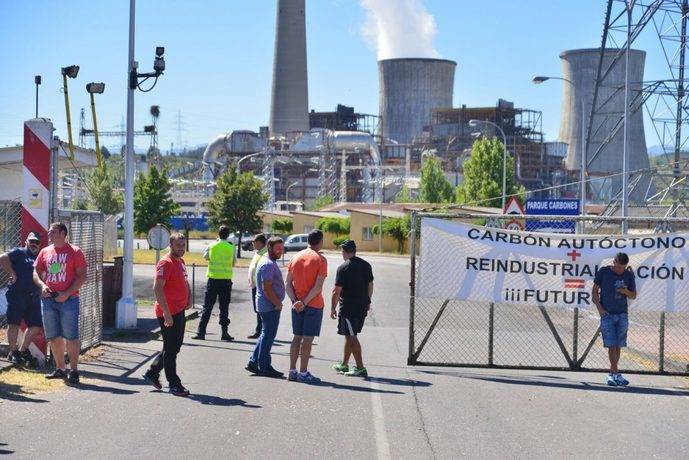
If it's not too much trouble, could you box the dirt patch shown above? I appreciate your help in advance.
[0,368,64,398]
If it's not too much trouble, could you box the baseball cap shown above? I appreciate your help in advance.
[27,232,41,242]
[340,239,356,252]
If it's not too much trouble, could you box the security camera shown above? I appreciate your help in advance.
[156,46,165,57]
[35,75,41,85]
[153,56,165,74]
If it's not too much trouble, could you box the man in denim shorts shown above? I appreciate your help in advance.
[592,252,636,387]
[33,222,87,384]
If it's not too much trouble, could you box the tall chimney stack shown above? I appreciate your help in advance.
[269,0,309,136]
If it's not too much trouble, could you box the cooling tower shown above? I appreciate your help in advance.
[378,58,456,144]
[558,48,649,185]
[269,0,309,136]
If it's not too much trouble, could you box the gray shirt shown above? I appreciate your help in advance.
[255,257,285,312]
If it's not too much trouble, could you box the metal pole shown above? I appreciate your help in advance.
[407,212,417,364]
[501,131,507,211]
[89,93,102,167]
[659,311,666,372]
[62,74,75,159]
[580,99,586,233]
[621,4,631,234]
[192,263,196,306]
[378,165,383,253]
[116,0,137,329]
[488,302,495,366]
[573,307,579,366]
[35,81,39,119]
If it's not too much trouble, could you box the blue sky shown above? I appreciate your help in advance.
[0,0,669,151]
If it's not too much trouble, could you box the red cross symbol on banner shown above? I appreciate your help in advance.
[567,250,581,262]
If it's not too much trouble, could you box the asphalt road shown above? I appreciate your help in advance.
[2,253,689,458]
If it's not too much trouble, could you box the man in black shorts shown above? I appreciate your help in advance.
[0,232,42,368]
[330,240,374,377]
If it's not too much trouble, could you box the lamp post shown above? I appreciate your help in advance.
[532,75,587,231]
[468,119,509,211]
[61,65,80,159]
[34,75,41,118]
[236,151,265,171]
[86,83,105,167]
[286,181,299,203]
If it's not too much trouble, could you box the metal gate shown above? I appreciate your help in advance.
[58,209,104,350]
[408,212,689,375]
[0,201,23,339]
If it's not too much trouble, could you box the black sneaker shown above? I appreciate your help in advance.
[20,350,39,369]
[247,332,261,339]
[191,333,205,340]
[220,333,234,342]
[45,368,67,379]
[8,350,24,365]
[169,386,190,397]
[143,371,162,390]
[261,367,284,379]
[67,370,80,385]
[245,361,260,374]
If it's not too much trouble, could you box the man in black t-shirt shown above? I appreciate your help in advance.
[330,240,374,377]
[0,232,42,367]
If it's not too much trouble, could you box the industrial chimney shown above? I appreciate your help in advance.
[378,58,456,144]
[269,0,309,136]
[558,48,650,201]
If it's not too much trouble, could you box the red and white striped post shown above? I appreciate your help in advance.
[19,118,53,364]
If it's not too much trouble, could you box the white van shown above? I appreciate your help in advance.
[283,233,309,252]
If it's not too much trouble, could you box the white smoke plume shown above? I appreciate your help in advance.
[360,0,441,60]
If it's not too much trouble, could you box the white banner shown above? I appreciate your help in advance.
[417,218,689,312]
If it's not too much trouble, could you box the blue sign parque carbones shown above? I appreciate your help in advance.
[525,199,580,233]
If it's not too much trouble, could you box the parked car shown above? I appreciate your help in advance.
[241,233,274,251]
[226,232,252,247]
[283,233,309,252]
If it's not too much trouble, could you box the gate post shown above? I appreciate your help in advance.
[573,307,579,368]
[408,212,417,365]
[659,311,666,372]
[488,302,495,366]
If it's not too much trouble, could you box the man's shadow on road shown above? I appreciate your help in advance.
[419,370,689,397]
[188,394,261,408]
[0,383,49,404]
[0,442,14,456]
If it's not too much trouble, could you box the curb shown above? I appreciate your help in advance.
[102,307,201,341]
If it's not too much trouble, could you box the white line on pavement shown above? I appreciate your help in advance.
[369,378,392,459]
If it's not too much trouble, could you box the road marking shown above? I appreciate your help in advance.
[369,378,391,460]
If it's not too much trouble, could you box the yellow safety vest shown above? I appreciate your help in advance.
[207,240,234,280]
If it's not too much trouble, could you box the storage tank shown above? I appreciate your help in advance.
[269,0,309,136]
[558,48,649,194]
[378,58,456,144]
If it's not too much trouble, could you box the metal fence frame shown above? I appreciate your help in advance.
[0,201,23,337]
[408,211,689,376]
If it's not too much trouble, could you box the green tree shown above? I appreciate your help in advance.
[133,166,180,235]
[373,215,410,253]
[271,218,293,235]
[86,162,123,215]
[307,195,334,211]
[395,184,415,203]
[455,137,525,208]
[419,156,454,203]
[206,167,267,257]
[316,217,350,238]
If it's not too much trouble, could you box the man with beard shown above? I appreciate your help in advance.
[0,232,43,368]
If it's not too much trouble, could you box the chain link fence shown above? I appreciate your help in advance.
[58,209,104,350]
[0,201,23,346]
[409,212,689,375]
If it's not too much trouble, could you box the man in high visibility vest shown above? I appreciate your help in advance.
[192,225,235,341]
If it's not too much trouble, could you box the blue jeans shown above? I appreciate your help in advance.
[41,297,80,340]
[250,309,281,371]
[600,313,628,348]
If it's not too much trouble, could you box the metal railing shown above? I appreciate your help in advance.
[0,201,23,345]
[408,212,689,375]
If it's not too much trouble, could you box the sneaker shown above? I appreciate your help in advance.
[20,350,38,369]
[191,333,205,340]
[344,366,368,377]
[614,373,630,386]
[247,333,261,339]
[298,371,320,384]
[287,369,299,381]
[220,333,234,342]
[261,367,284,379]
[606,374,619,386]
[45,368,67,380]
[332,362,349,374]
[143,371,163,390]
[245,361,260,375]
[8,350,23,365]
[67,370,80,385]
[170,386,190,397]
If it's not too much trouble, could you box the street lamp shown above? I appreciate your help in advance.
[468,119,509,211]
[86,82,105,167]
[61,65,79,159]
[532,75,587,229]
[286,181,299,203]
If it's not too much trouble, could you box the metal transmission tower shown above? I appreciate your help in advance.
[589,0,689,219]
[262,150,276,211]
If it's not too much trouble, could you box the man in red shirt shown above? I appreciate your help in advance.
[143,233,191,397]
[33,222,87,384]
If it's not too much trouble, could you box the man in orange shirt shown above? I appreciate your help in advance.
[143,233,191,397]
[285,229,328,383]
